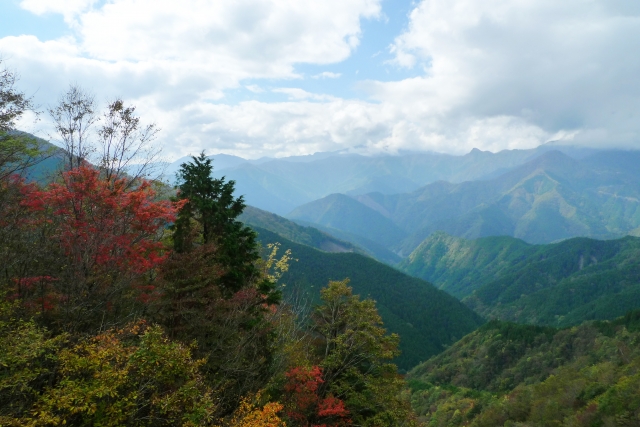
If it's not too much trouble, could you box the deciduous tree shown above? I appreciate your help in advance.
[309,280,417,427]
[0,59,50,181]
[25,322,217,426]
[18,166,183,332]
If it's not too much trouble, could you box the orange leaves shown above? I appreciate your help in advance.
[225,395,285,427]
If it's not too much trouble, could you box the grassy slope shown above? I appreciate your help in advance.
[407,312,640,426]
[252,227,485,370]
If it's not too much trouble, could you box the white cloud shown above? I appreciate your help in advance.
[272,88,338,101]
[4,0,640,160]
[20,0,96,24]
[1,0,382,158]
[388,0,640,148]
[245,85,264,94]
[312,72,342,79]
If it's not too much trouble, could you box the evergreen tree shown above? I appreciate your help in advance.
[173,152,261,294]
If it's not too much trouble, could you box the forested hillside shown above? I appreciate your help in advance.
[398,231,532,298]
[400,232,640,327]
[407,312,640,426]
[239,205,362,254]
[253,227,485,369]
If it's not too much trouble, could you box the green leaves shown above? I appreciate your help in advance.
[26,323,216,426]
[407,314,640,426]
[310,280,416,427]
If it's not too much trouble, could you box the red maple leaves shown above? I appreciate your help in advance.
[23,167,182,275]
[283,366,350,427]
[13,166,184,314]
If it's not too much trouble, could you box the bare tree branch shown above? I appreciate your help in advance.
[97,98,162,188]
[48,84,98,171]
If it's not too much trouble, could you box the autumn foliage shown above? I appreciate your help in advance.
[23,166,182,275]
[1,121,417,425]
[9,166,184,330]
[283,366,350,427]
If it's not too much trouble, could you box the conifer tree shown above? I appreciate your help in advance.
[172,152,262,294]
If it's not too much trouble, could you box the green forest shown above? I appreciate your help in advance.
[400,232,640,326]
[408,313,640,426]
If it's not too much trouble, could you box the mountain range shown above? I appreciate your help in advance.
[288,149,640,257]
[167,143,602,215]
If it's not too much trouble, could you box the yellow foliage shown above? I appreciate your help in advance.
[262,243,294,285]
[223,394,285,427]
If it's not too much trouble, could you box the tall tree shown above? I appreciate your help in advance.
[97,98,162,188]
[154,153,283,414]
[48,85,98,171]
[17,166,183,333]
[285,280,415,427]
[172,152,261,294]
[49,86,163,186]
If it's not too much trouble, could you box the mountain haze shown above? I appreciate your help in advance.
[287,193,407,248]
[162,144,601,215]
[291,150,640,255]
[239,205,362,254]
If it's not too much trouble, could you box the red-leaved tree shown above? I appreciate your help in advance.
[17,166,183,332]
[283,365,350,427]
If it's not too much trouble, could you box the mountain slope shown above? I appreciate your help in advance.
[252,227,485,369]
[407,313,640,426]
[399,232,640,327]
[287,193,407,248]
[398,232,532,298]
[239,206,361,254]
[464,236,640,326]
[288,219,402,265]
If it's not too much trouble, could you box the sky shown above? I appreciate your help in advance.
[1,0,640,160]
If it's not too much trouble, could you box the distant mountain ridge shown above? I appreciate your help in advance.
[287,193,408,248]
[288,149,640,256]
[164,143,603,215]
